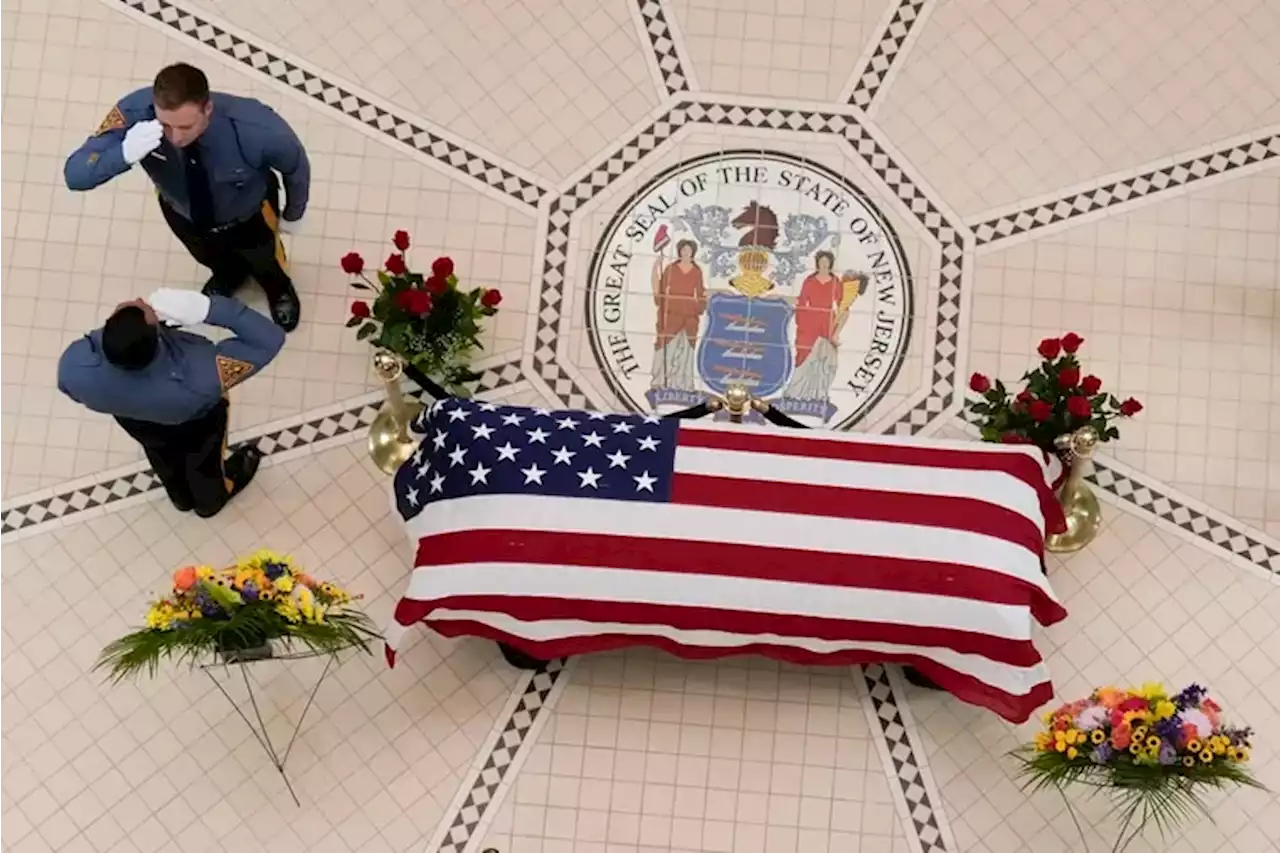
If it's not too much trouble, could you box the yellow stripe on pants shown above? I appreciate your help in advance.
[260,199,290,274]
[220,396,234,495]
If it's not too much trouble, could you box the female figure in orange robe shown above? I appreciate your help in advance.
[651,239,705,390]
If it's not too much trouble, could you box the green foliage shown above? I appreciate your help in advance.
[96,607,380,683]
[1012,747,1265,852]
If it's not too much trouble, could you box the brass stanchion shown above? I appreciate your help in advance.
[1045,425,1101,553]
[706,384,752,423]
[368,350,423,475]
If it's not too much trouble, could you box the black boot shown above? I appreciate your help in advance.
[267,280,301,332]
[195,445,262,518]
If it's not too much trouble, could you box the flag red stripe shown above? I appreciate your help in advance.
[392,602,1053,723]
[670,472,1047,561]
[395,588,1045,666]
[412,530,1067,626]
[678,427,1066,535]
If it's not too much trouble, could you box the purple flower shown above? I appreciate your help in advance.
[241,582,259,602]
[263,561,288,580]
[1091,744,1113,764]
[1174,683,1206,710]
[1158,742,1177,765]
[1154,717,1183,743]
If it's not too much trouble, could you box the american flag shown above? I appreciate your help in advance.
[388,398,1067,722]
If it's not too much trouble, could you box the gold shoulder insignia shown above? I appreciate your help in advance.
[216,355,255,391]
[94,105,126,136]
[87,152,100,165]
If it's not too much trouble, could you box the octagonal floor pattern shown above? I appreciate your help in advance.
[2,1,1278,852]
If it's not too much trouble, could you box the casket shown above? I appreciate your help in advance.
[386,398,1067,723]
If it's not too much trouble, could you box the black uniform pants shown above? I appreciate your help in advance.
[116,399,233,515]
[160,175,292,299]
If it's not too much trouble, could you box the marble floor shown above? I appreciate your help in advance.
[2,0,1278,851]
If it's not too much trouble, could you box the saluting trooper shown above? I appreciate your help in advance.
[57,289,285,519]
[64,63,309,331]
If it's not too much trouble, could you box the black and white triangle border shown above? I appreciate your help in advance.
[110,0,548,207]
[864,664,949,853]
[848,0,930,111]
[635,0,691,96]
[972,134,1280,246]
[431,659,567,853]
[0,360,525,537]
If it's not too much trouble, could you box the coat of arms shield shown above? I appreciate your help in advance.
[696,292,794,398]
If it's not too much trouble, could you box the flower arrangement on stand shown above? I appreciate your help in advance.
[96,551,379,681]
[1016,683,1264,852]
[967,332,1142,453]
[342,230,501,392]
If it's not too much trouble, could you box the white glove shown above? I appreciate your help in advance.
[121,120,163,165]
[148,288,211,327]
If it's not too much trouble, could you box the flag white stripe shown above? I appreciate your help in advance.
[429,608,1051,697]
[403,494,1058,598]
[683,419,1052,471]
[674,445,1046,530]
[398,561,1036,642]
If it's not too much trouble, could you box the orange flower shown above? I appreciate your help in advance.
[1096,687,1124,709]
[297,573,317,588]
[1111,723,1132,750]
[172,566,198,592]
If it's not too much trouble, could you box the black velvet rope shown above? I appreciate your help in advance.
[401,362,452,402]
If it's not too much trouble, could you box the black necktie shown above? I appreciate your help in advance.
[184,144,215,229]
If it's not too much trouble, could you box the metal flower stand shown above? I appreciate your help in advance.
[199,643,362,806]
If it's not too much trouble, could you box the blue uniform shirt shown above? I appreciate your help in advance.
[63,89,310,224]
[58,296,286,425]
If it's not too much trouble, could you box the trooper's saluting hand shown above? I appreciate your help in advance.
[57,290,286,518]
[64,63,309,331]
[122,119,164,165]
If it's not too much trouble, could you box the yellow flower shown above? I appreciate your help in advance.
[1187,739,1202,754]
[1199,750,1213,763]
[297,585,316,622]
[1129,743,1141,755]
[1090,730,1105,744]
[274,575,294,594]
[1146,736,1161,750]
[196,566,213,579]
[275,598,300,623]
[1238,747,1251,763]
[1212,739,1227,756]
[1182,756,1196,767]
[1042,712,1054,725]
[1035,733,1052,751]
[1154,700,1176,720]
[1066,746,1078,760]
[1138,682,1167,701]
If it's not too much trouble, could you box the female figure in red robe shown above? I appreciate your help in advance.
[785,250,850,402]
[650,239,705,390]
[793,250,842,367]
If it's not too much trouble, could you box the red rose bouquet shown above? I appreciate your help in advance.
[967,332,1142,451]
[342,231,501,389]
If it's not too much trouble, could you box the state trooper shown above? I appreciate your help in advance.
[57,289,285,519]
[64,63,309,330]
